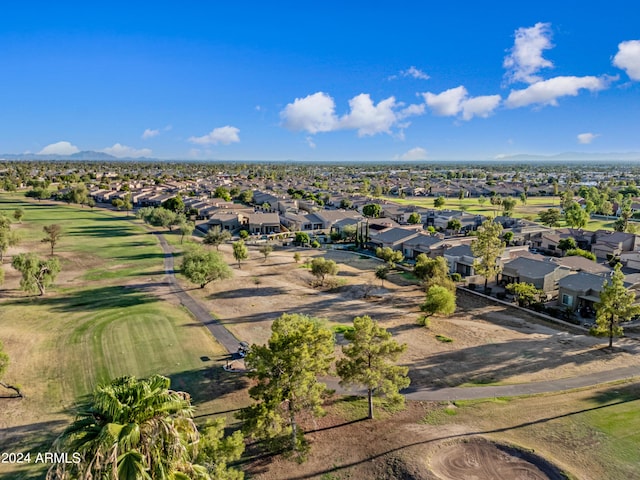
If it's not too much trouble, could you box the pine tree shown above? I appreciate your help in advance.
[592,264,640,348]
[337,316,410,419]
[237,314,334,458]
[471,219,505,292]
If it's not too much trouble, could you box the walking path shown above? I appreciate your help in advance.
[156,233,240,354]
[155,234,639,401]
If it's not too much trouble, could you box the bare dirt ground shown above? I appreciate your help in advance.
[243,399,570,480]
[3,235,637,480]
[180,245,640,479]
[193,245,640,391]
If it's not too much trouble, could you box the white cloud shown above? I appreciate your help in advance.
[281,92,338,133]
[423,86,501,120]
[423,86,468,116]
[305,136,316,148]
[503,22,554,84]
[577,132,599,144]
[461,95,502,120]
[339,94,400,136]
[38,141,80,155]
[102,143,152,158]
[505,76,609,108]
[395,147,428,161]
[188,126,241,145]
[399,103,426,118]
[142,128,160,139]
[396,66,430,80]
[613,40,640,80]
[281,91,425,137]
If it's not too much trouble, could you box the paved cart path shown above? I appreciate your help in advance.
[155,233,639,401]
[156,233,241,354]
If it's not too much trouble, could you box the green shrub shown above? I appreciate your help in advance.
[333,325,355,334]
[417,315,431,328]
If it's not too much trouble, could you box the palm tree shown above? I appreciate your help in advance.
[48,375,207,480]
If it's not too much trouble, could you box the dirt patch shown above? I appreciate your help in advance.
[428,438,566,480]
[244,399,573,480]
[191,246,640,391]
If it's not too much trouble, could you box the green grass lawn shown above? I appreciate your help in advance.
[385,195,617,231]
[0,194,239,479]
[0,196,163,280]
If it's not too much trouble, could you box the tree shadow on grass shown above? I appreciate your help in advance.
[0,419,66,479]
[168,365,249,408]
[127,270,168,277]
[65,225,140,238]
[115,240,161,248]
[2,285,159,312]
[113,252,168,261]
[211,286,290,300]
[0,419,67,448]
[387,322,423,335]
[587,381,640,404]
[404,337,616,389]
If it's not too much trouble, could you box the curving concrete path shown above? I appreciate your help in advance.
[155,233,240,355]
[155,233,639,401]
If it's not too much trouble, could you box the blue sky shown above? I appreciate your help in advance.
[2,1,640,161]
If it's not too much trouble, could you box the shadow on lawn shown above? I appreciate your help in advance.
[0,419,66,449]
[588,381,640,404]
[169,365,249,408]
[404,336,615,389]
[218,291,410,326]
[211,286,290,300]
[2,285,160,312]
[66,224,140,238]
[113,252,168,261]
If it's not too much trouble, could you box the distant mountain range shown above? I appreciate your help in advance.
[0,151,157,161]
[2,150,640,163]
[495,152,640,162]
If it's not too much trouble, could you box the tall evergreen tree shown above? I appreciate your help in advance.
[336,316,409,419]
[0,214,20,262]
[471,219,505,291]
[592,264,640,348]
[237,314,334,458]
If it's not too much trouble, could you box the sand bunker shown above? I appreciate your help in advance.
[429,438,566,480]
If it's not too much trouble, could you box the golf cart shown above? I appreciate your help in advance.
[237,341,250,358]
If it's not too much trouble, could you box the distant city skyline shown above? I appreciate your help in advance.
[2,2,640,162]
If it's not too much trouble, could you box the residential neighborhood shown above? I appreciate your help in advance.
[2,159,640,480]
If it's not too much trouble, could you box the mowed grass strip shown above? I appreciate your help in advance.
[0,195,162,280]
[384,195,618,231]
[0,194,234,479]
[0,194,226,396]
